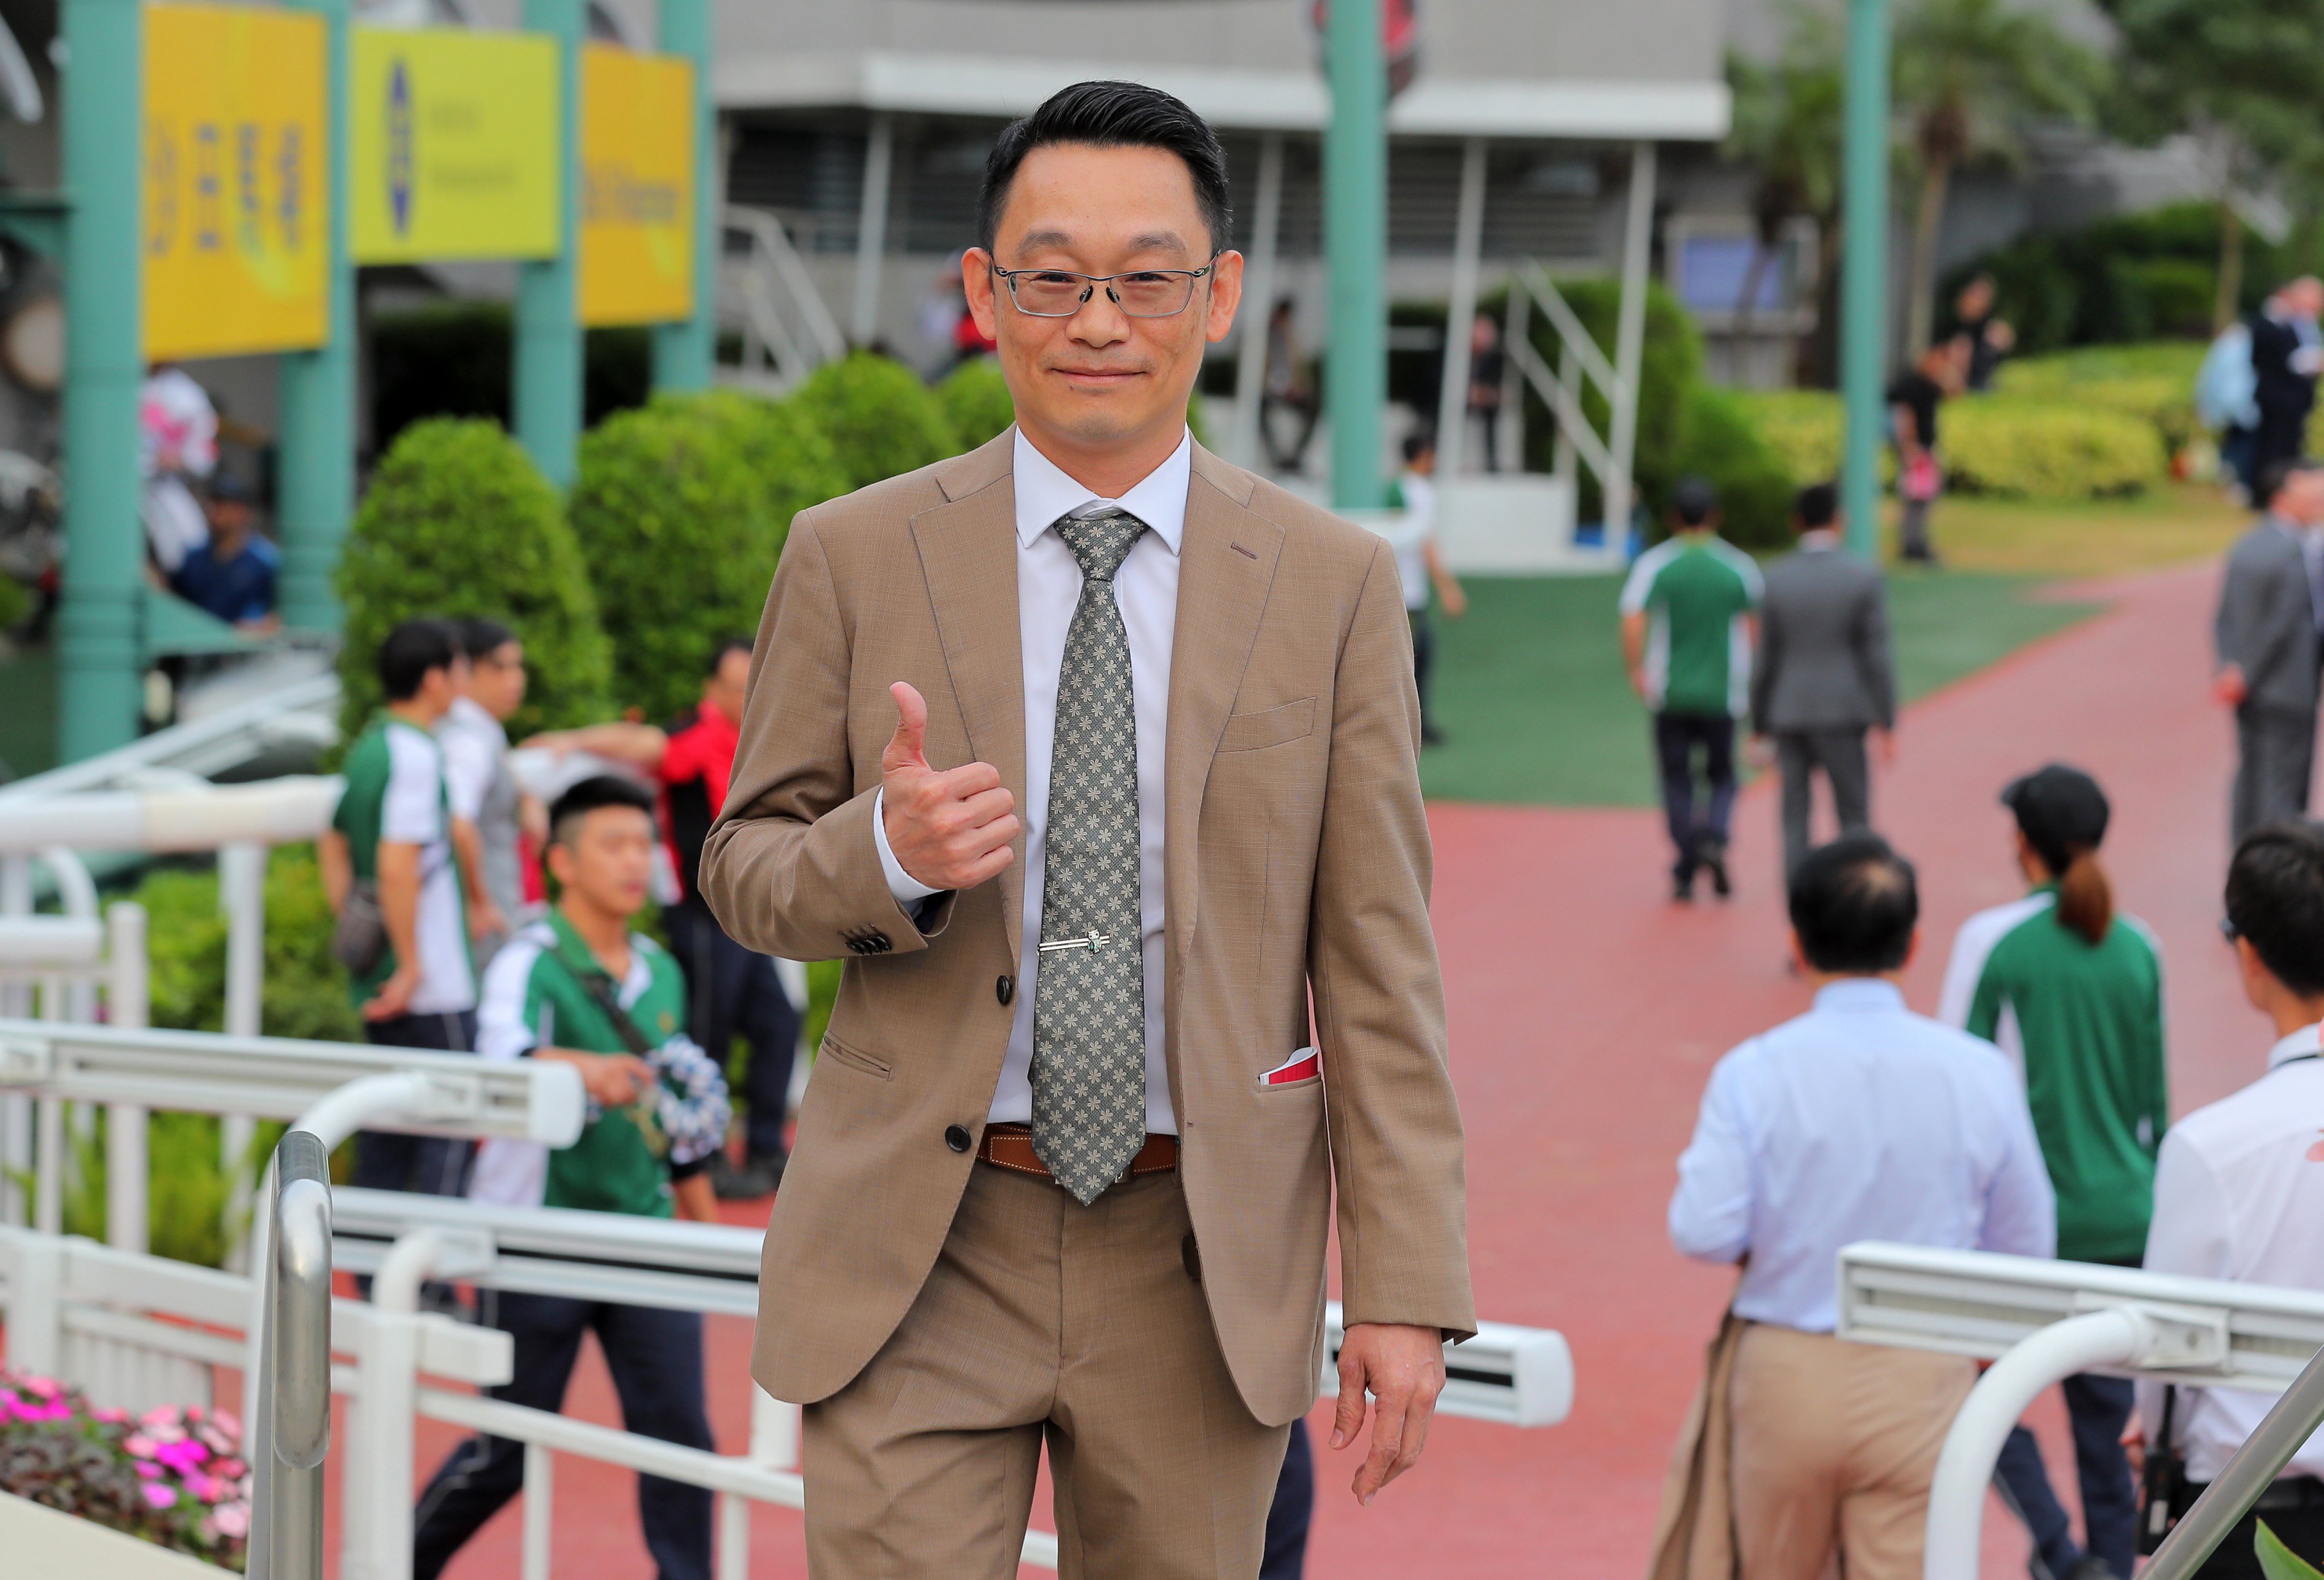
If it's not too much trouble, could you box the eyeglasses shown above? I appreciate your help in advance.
[990,259,1218,319]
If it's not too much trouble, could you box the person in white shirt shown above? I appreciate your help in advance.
[1658,833,2055,1580]
[439,617,532,964]
[2129,822,2324,1575]
[138,363,218,574]
[1379,429,1467,746]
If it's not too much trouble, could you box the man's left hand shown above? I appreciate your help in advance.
[1329,1321,1446,1506]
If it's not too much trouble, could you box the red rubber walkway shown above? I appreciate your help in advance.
[417,562,2261,1579]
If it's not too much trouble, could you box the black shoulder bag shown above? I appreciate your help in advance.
[2140,1383,2190,1555]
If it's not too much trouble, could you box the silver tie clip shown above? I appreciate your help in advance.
[1038,932,1112,953]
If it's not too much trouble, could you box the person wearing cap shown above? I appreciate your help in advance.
[1937,765,2167,1580]
[1620,477,1763,901]
[167,471,279,632]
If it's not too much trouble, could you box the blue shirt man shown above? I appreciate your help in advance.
[168,475,278,628]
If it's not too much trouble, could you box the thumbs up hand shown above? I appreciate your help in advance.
[880,682,1018,892]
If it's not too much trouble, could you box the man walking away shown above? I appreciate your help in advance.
[319,618,477,1197]
[1888,337,1967,565]
[1938,766,2167,1580]
[2128,822,2324,1574]
[1622,477,1762,901]
[415,776,730,1580]
[1654,835,2054,1580]
[439,617,529,966]
[2215,457,2324,842]
[2247,276,2323,482]
[1384,429,1468,746]
[1752,482,1896,877]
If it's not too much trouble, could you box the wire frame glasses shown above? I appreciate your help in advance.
[991,259,1218,318]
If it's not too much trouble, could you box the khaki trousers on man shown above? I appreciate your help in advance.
[801,1161,1291,1579]
[1728,1323,1976,1580]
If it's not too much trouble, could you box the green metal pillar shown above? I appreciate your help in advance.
[1840,0,1891,560]
[276,0,354,633]
[56,0,144,760]
[1323,0,1387,512]
[515,0,583,487]
[652,0,715,392]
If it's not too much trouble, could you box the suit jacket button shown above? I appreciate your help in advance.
[996,974,1014,1006]
[866,930,891,953]
[944,1124,972,1153]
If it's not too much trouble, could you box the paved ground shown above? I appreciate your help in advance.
[407,561,2265,1580]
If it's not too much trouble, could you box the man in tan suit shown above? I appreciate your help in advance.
[701,79,1473,1578]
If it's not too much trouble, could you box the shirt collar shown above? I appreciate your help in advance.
[2267,1021,2323,1070]
[1012,427,1191,554]
[1812,978,1907,1014]
[446,695,497,734]
[1797,530,1840,551]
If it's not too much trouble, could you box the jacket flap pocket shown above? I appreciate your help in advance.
[818,1033,892,1081]
[1217,696,1317,754]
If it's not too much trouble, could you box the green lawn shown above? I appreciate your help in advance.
[1417,571,2101,807]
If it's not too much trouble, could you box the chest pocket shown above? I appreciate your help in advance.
[1216,696,1316,754]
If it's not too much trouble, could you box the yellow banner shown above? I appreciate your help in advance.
[578,45,694,327]
[142,4,329,361]
[350,27,560,264]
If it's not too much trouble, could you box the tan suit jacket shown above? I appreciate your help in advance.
[701,431,1473,1426]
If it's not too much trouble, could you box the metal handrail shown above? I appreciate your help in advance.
[247,1130,332,1580]
[2145,1342,2324,1580]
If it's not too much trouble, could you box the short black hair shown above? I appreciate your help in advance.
[1670,477,1720,528]
[1402,427,1437,464]
[454,616,516,662]
[547,774,657,848]
[1789,833,1919,974]
[706,636,754,678]
[378,618,457,703]
[2225,821,2324,995]
[978,81,1233,258]
[1792,482,1838,531]
[2258,456,2318,512]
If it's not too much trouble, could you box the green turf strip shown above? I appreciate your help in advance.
[1417,570,2100,807]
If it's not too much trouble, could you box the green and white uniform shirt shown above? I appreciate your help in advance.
[331,717,475,1014]
[1618,535,1763,717]
[1936,886,2169,1264]
[468,913,732,1218]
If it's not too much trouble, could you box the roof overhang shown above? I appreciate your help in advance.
[713,51,1731,142]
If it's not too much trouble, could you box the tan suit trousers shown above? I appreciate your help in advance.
[1728,1323,1976,1580]
[800,1162,1290,1579]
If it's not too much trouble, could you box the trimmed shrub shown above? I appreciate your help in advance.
[336,418,612,739]
[1942,398,2166,498]
[1736,388,1849,487]
[936,358,1017,451]
[1665,386,1796,551]
[572,392,844,721]
[1991,341,2204,456]
[795,351,960,490]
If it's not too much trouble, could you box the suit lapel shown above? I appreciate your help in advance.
[910,446,1026,959]
[1165,447,1285,963]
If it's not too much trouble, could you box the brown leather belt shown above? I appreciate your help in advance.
[977,1122,1178,1180]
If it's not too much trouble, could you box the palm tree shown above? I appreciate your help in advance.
[1723,9,1846,348]
[1892,0,2106,355]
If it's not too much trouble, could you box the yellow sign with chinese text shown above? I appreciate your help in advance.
[142,4,329,360]
[350,27,561,263]
[578,45,694,327]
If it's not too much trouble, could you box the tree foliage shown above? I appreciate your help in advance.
[795,350,961,490]
[335,418,612,739]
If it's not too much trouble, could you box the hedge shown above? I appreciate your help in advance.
[1664,385,1796,551]
[796,351,961,490]
[335,417,612,740]
[1729,388,2166,500]
[936,358,1017,452]
[571,391,844,722]
[1990,342,2204,456]
[1512,279,1703,527]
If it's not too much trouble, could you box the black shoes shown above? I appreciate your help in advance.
[1699,838,1732,900]
[1672,867,1696,903]
[710,1149,788,1200]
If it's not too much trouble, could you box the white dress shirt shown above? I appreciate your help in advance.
[1669,978,2056,1331]
[874,427,1190,1133]
[2139,1022,2324,1483]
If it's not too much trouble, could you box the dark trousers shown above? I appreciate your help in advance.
[412,1291,714,1580]
[2254,399,2312,482]
[2232,705,2316,844]
[2183,1480,2324,1578]
[1993,1373,2137,1580]
[1409,608,1437,737]
[1653,712,1737,878]
[1900,495,1936,561]
[665,903,799,1159]
[1774,728,1872,876]
[355,1010,476,1197]
[2223,425,2260,495]
[1261,1418,1313,1580]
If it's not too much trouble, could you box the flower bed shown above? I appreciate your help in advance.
[0,1371,250,1570]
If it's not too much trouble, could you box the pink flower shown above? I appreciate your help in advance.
[94,1407,130,1424]
[133,1462,162,1480]
[155,1438,210,1474]
[22,1375,59,1401]
[141,1481,179,1510]
[214,1457,246,1480]
[124,1434,158,1459]
[211,1501,249,1539]
[139,1406,182,1433]
[209,1409,240,1440]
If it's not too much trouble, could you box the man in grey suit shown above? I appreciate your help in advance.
[1750,484,1897,876]
[2216,456,2324,840]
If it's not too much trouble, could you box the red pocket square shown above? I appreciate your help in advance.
[1260,1048,1320,1086]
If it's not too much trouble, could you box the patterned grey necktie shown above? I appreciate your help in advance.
[1032,505,1150,1205]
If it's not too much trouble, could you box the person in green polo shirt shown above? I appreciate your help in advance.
[1619,477,1763,901]
[413,775,731,1580]
[1938,764,2167,1580]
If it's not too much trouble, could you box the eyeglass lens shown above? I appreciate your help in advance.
[1010,270,1197,318]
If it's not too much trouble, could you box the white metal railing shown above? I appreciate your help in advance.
[0,897,146,1235]
[1834,1242,2324,1580]
[249,1129,332,1580]
[721,204,848,392]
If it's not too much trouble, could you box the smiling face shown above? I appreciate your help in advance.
[964,142,1242,482]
